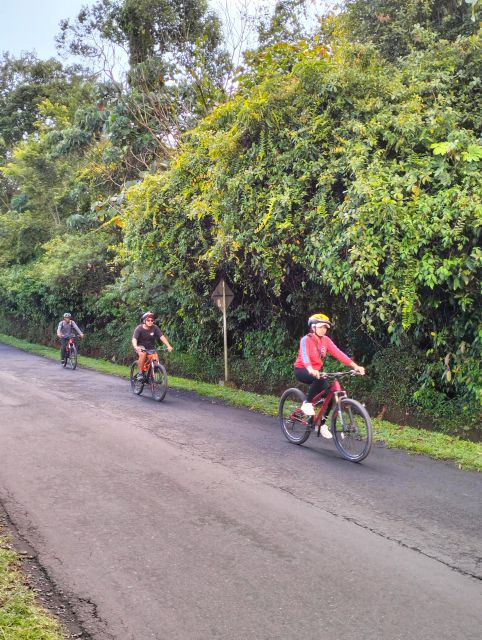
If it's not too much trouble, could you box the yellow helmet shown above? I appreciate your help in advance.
[308,313,331,329]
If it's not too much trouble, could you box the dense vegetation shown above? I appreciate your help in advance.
[0,0,480,437]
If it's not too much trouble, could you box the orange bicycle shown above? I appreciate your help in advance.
[129,348,168,402]
[279,371,372,462]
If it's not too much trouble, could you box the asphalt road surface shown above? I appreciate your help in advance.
[0,343,481,640]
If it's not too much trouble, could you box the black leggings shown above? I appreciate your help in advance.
[294,367,329,402]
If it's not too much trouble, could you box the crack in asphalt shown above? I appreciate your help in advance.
[75,596,116,640]
[134,423,482,583]
[277,485,482,582]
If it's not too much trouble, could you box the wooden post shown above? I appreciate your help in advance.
[211,278,234,385]
[222,280,228,382]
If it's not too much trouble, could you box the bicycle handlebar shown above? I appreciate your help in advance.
[320,370,360,379]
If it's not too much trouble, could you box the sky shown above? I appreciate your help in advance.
[0,0,88,60]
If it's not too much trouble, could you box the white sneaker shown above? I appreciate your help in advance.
[320,423,332,439]
[301,401,315,416]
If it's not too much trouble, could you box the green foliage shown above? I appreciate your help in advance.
[256,0,311,47]
[117,29,481,430]
[58,0,225,66]
[0,209,51,266]
[0,230,117,350]
[340,0,481,60]
[0,52,90,154]
[0,533,65,639]
[58,0,231,144]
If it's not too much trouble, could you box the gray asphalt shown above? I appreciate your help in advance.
[0,343,481,640]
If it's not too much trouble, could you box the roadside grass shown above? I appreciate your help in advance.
[0,532,65,640]
[1,333,481,472]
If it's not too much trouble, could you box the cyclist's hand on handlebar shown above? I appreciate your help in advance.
[352,365,365,376]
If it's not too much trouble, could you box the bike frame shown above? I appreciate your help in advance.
[289,375,351,434]
[131,347,168,402]
[312,379,347,424]
[142,352,159,378]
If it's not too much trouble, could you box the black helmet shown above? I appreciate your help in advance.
[141,311,155,322]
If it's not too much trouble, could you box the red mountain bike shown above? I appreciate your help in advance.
[62,337,78,370]
[279,371,373,462]
[129,348,168,402]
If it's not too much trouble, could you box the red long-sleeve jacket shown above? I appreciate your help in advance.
[294,333,354,371]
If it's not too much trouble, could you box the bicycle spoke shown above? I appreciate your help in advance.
[130,362,144,395]
[279,388,311,445]
[150,364,168,402]
[69,345,78,370]
[332,399,372,462]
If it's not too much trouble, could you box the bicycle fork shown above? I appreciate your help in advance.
[333,390,348,433]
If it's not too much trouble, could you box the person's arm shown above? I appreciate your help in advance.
[300,336,320,377]
[351,362,365,375]
[325,338,365,375]
[160,335,173,352]
[56,322,63,338]
[132,327,142,354]
[155,326,172,352]
[72,321,84,338]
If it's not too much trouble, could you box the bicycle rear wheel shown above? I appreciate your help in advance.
[130,362,144,395]
[68,344,78,370]
[331,398,372,462]
[150,364,168,402]
[279,388,311,445]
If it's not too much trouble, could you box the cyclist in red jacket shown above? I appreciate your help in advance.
[294,313,365,437]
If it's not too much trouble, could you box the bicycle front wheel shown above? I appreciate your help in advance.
[279,388,311,445]
[150,364,168,402]
[331,398,372,462]
[68,344,78,370]
[130,362,144,395]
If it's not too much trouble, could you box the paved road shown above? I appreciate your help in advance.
[0,343,481,640]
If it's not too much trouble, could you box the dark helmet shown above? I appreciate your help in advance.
[141,311,155,322]
[63,312,72,318]
[308,313,331,330]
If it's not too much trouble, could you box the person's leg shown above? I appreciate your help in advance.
[137,350,147,376]
[294,368,332,436]
[306,377,329,403]
[294,368,329,402]
[294,368,318,415]
[60,338,68,362]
